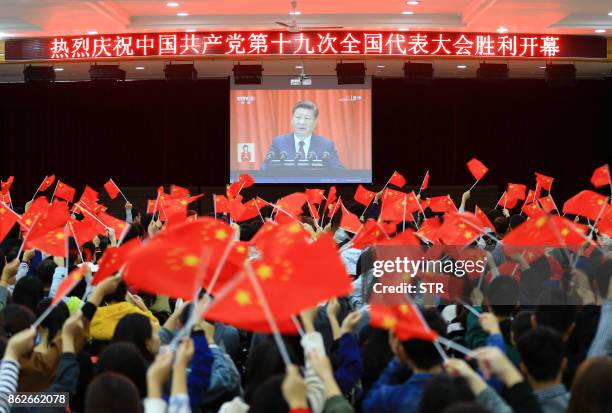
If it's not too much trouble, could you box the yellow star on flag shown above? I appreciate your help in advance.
[234,289,251,306]
[256,264,273,280]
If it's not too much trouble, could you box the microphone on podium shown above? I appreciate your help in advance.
[307,151,317,161]
[265,151,276,161]
[321,151,330,161]
[294,152,302,161]
[279,151,288,161]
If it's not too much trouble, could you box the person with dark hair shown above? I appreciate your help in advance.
[465,276,521,365]
[517,327,569,413]
[35,298,69,348]
[113,313,160,363]
[566,356,612,413]
[0,304,35,338]
[417,375,475,413]
[95,342,148,398]
[34,258,58,293]
[361,308,447,413]
[511,310,533,345]
[11,275,44,313]
[262,100,343,169]
[85,372,141,413]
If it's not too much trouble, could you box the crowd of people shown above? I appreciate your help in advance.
[0,174,611,413]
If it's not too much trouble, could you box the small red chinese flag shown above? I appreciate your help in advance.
[417,217,442,244]
[340,204,362,234]
[38,175,56,192]
[591,165,611,188]
[169,185,190,199]
[498,192,518,210]
[52,266,87,305]
[377,229,421,246]
[351,219,387,249]
[535,172,554,192]
[597,205,612,237]
[27,201,70,241]
[381,188,405,202]
[98,212,130,240]
[69,218,99,246]
[0,176,14,195]
[305,188,326,205]
[475,205,494,230]
[562,190,608,221]
[507,183,527,201]
[92,238,141,285]
[306,201,320,222]
[79,186,99,208]
[0,202,20,243]
[388,171,406,188]
[420,170,430,191]
[238,197,267,222]
[522,202,541,218]
[370,304,437,341]
[538,195,557,213]
[229,198,247,222]
[428,196,456,213]
[467,158,488,181]
[227,174,256,198]
[54,181,76,203]
[103,179,122,200]
[436,212,482,246]
[276,192,307,215]
[214,195,230,214]
[353,185,376,207]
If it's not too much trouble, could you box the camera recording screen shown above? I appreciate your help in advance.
[230,76,372,183]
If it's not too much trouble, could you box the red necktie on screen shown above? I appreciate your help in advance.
[298,140,306,160]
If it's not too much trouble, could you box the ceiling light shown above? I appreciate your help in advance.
[289,11,301,15]
[398,28,410,31]
[608,12,612,16]
[177,12,189,17]
[594,29,606,33]
[295,65,303,69]
[135,66,145,70]
[402,11,415,15]
[406,1,420,5]
[87,31,98,35]
[496,26,508,33]
[186,28,196,32]
[377,65,385,68]
[167,2,179,7]
[54,67,64,71]
[457,65,467,69]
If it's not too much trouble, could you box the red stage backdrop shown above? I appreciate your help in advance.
[5,31,608,61]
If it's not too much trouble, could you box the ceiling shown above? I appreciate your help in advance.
[0,0,610,38]
[0,0,610,81]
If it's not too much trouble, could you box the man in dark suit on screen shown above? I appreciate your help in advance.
[261,100,343,170]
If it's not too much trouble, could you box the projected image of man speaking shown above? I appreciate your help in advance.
[262,100,343,169]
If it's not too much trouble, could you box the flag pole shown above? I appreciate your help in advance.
[212,194,217,218]
[467,179,480,193]
[360,196,374,220]
[256,198,266,224]
[50,182,59,203]
[68,221,84,263]
[494,191,506,209]
[29,176,46,204]
[245,262,292,366]
[402,194,407,232]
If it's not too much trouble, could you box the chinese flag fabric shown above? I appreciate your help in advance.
[54,181,76,203]
[28,225,68,257]
[591,165,611,188]
[38,175,56,192]
[420,171,430,191]
[213,195,230,214]
[124,218,237,299]
[467,158,488,181]
[305,188,326,205]
[238,197,267,222]
[436,212,482,246]
[227,174,255,198]
[98,212,130,240]
[103,179,121,200]
[353,185,376,206]
[475,206,494,230]
[388,171,406,188]
[562,190,608,221]
[205,233,351,333]
[538,195,557,213]
[503,214,587,247]
[351,220,388,250]
[535,173,554,192]
[92,238,141,285]
[370,304,437,341]
[429,196,456,213]
[340,205,362,234]
[0,203,20,243]
[507,183,527,202]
